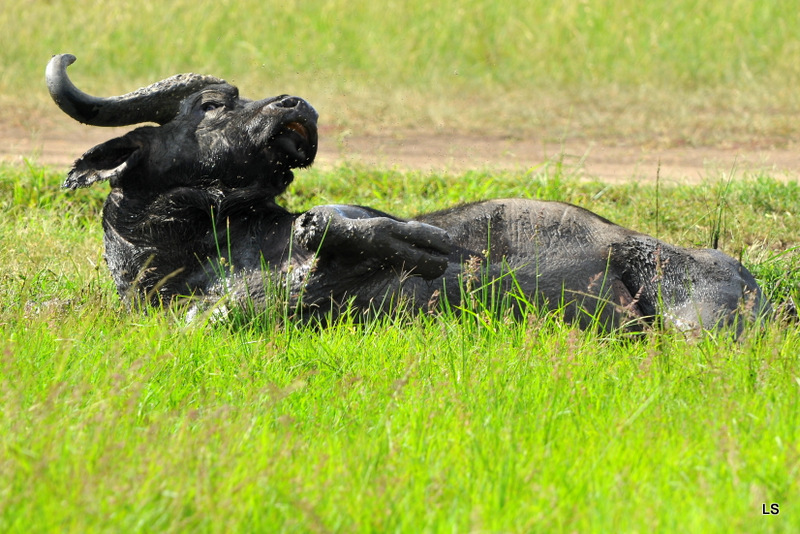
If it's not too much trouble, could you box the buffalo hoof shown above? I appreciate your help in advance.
[294,205,452,279]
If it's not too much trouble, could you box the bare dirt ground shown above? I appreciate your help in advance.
[3,117,799,185]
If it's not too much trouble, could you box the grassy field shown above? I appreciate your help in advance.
[1,161,799,532]
[3,0,800,531]
[3,0,800,143]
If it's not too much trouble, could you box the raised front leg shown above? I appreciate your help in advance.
[294,205,453,279]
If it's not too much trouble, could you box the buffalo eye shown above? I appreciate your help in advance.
[201,102,222,112]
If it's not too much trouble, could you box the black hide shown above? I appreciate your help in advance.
[57,68,770,333]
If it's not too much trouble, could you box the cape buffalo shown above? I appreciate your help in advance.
[47,54,770,332]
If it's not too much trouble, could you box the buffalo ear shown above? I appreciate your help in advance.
[63,136,144,189]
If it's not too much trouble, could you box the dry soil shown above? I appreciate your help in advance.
[3,115,799,186]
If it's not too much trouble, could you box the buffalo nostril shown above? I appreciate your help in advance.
[270,96,302,109]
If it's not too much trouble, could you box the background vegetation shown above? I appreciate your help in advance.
[2,0,800,531]
[2,0,800,143]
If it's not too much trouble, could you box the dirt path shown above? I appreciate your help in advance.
[3,118,798,185]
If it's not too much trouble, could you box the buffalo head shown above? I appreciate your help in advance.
[47,54,317,199]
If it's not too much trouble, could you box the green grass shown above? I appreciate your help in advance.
[4,0,800,142]
[3,1,800,529]
[1,162,799,532]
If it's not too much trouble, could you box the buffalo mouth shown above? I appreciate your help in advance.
[269,116,318,168]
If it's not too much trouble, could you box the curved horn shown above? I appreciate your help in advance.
[46,54,228,127]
